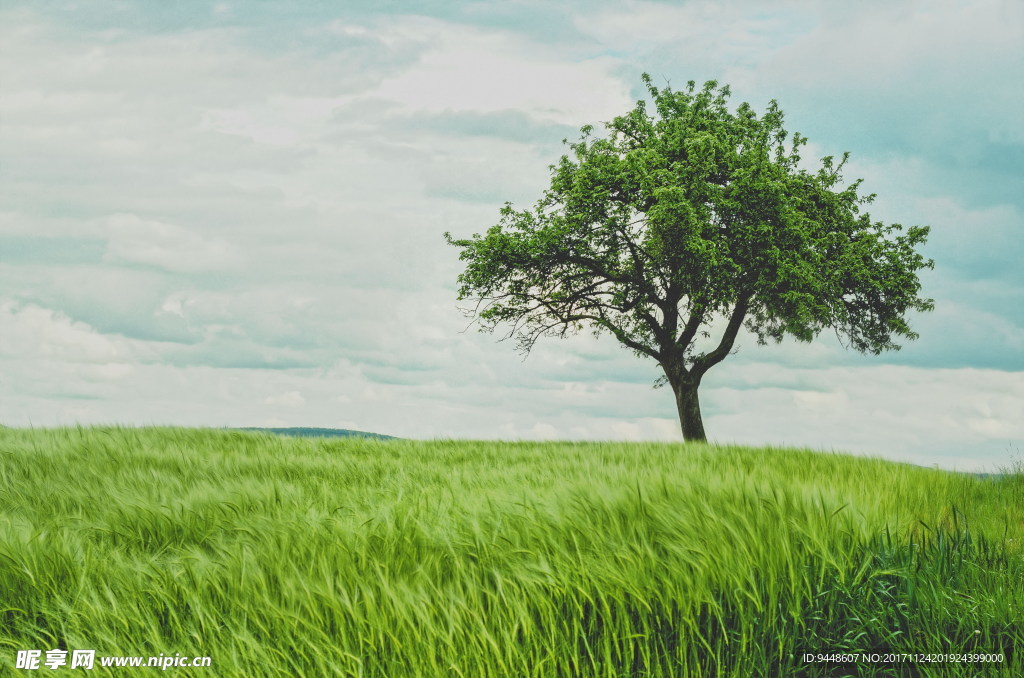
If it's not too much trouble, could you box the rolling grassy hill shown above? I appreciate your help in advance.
[233,426,397,440]
[1,427,1021,676]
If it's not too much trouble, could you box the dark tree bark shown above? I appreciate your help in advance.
[673,378,706,442]
[661,294,747,442]
[663,359,707,443]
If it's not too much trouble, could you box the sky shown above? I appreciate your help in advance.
[1,0,1021,471]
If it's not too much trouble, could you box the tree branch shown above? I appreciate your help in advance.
[692,294,750,378]
[510,291,661,361]
[675,299,707,352]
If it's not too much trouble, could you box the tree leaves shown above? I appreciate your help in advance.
[445,73,934,385]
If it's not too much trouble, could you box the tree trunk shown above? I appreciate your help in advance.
[672,376,707,443]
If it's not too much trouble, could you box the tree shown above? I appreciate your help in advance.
[445,75,934,442]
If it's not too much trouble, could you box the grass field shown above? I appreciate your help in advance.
[1,427,1021,676]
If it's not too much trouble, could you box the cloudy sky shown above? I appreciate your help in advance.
[1,0,1021,471]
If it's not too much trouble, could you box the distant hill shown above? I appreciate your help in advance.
[234,427,397,440]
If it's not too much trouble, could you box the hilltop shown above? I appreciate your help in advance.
[232,426,396,440]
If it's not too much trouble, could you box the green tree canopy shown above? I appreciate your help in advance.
[446,75,934,442]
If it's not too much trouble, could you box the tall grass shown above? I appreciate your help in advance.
[1,427,1021,676]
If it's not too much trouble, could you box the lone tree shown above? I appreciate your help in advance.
[445,75,933,442]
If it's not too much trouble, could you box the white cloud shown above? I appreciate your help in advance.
[201,95,353,147]
[103,213,242,273]
[791,389,850,413]
[577,0,805,65]
[1,302,123,363]
[374,17,630,125]
[0,301,158,403]
[757,0,1022,93]
[704,363,1024,471]
[264,391,306,408]
[158,296,187,319]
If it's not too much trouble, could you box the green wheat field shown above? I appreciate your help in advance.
[1,427,1021,676]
